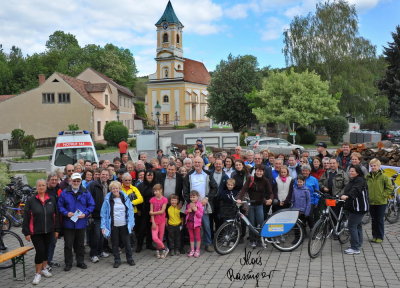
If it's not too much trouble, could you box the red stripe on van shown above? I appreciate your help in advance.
[56,142,92,147]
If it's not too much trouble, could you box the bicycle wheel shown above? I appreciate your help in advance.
[271,220,305,252]
[308,218,329,258]
[10,209,23,227]
[385,201,399,224]
[338,213,350,244]
[213,222,241,255]
[1,214,12,231]
[361,212,370,225]
[0,230,24,269]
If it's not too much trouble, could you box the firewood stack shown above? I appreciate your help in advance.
[354,141,400,166]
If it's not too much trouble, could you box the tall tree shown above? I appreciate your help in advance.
[379,25,400,119]
[206,54,262,132]
[247,69,340,131]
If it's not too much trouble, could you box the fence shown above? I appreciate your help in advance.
[8,137,56,149]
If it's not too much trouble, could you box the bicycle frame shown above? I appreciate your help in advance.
[321,201,346,237]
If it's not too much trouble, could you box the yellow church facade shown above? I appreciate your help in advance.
[146,1,210,127]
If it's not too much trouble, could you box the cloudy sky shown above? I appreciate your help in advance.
[0,0,399,76]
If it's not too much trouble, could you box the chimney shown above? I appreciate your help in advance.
[38,74,46,85]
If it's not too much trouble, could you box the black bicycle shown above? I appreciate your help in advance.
[0,230,24,269]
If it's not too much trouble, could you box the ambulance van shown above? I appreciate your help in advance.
[50,130,99,171]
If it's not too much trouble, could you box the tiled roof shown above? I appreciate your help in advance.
[87,68,134,97]
[57,73,105,109]
[156,1,183,26]
[183,58,211,85]
[110,101,118,111]
[84,83,108,93]
[0,94,17,102]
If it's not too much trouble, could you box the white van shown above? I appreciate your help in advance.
[51,130,99,171]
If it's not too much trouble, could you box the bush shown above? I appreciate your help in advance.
[103,121,129,146]
[287,133,301,144]
[301,130,316,144]
[128,138,136,148]
[324,116,348,145]
[187,123,196,129]
[11,129,25,148]
[94,143,107,150]
[68,124,79,131]
[20,135,36,159]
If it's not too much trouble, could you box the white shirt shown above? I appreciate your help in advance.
[113,197,126,227]
[190,170,207,199]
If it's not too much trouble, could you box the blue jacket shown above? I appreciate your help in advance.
[305,175,320,205]
[291,185,311,216]
[100,191,135,238]
[58,185,95,230]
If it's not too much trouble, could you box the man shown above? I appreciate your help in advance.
[261,149,271,167]
[337,142,352,170]
[180,149,188,159]
[220,151,228,161]
[136,160,146,171]
[58,173,95,271]
[101,160,110,169]
[205,153,216,172]
[156,149,164,162]
[91,162,98,170]
[287,155,301,179]
[301,151,313,165]
[322,157,331,171]
[107,164,117,181]
[249,153,273,181]
[194,148,209,164]
[231,146,242,160]
[244,150,255,168]
[194,138,206,155]
[160,156,170,174]
[59,164,74,190]
[160,163,184,202]
[87,169,110,263]
[118,138,128,159]
[139,152,153,170]
[92,168,101,181]
[272,158,283,180]
[183,156,218,252]
[84,160,92,171]
[113,157,122,171]
[46,173,61,269]
[210,158,229,230]
[316,142,332,160]
[183,158,193,172]
[319,158,349,197]
[121,154,129,168]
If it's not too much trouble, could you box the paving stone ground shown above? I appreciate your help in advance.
[1,220,399,288]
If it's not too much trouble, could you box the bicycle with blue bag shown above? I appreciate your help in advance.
[213,195,305,255]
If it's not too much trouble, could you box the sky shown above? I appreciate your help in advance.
[0,0,399,77]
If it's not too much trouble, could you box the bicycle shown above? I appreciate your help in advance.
[308,192,350,258]
[385,173,400,224]
[0,204,24,227]
[0,210,12,231]
[0,230,24,269]
[213,195,305,255]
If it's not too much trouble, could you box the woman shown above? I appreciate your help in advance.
[231,159,249,191]
[101,181,135,268]
[300,164,320,228]
[134,170,145,187]
[273,165,294,211]
[340,165,369,255]
[175,158,183,169]
[237,164,273,248]
[223,156,235,178]
[366,158,393,243]
[125,161,137,181]
[81,169,93,188]
[310,157,325,180]
[137,171,158,251]
[22,179,60,285]
[74,163,83,174]
[347,152,368,176]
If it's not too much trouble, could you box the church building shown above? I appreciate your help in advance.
[146,1,210,127]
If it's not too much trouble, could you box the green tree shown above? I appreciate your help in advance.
[67,124,79,131]
[134,102,147,120]
[247,69,340,131]
[324,116,348,145]
[379,25,400,119]
[206,54,262,132]
[103,121,128,146]
[11,128,25,148]
[20,135,36,159]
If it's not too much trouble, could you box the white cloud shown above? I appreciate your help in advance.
[261,17,287,41]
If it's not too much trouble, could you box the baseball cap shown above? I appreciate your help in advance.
[315,142,327,148]
[196,138,203,143]
[71,173,82,180]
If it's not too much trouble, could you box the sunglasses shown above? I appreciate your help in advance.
[67,170,74,172]
[72,180,81,182]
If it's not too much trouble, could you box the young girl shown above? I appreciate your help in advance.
[185,190,204,258]
[149,184,169,259]
[273,166,294,211]
[291,175,311,225]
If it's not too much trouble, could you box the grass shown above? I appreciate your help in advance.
[11,155,50,162]
[10,172,47,187]
[97,146,119,154]
[302,143,340,149]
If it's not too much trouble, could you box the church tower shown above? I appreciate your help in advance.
[147,1,210,127]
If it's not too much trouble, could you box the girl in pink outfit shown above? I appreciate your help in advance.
[185,190,204,258]
[149,184,169,259]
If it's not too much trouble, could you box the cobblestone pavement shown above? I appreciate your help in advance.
[1,219,399,288]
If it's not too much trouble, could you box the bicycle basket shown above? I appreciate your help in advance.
[325,199,336,207]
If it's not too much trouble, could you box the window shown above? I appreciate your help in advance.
[163,33,168,43]
[163,95,169,103]
[42,93,55,104]
[105,94,108,105]
[164,68,168,78]
[97,121,101,136]
[58,93,70,103]
[177,34,180,44]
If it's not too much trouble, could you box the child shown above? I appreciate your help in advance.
[167,194,183,256]
[218,179,239,228]
[185,190,204,258]
[149,184,169,259]
[291,175,311,225]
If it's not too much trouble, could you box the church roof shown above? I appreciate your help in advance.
[156,1,183,26]
[183,58,210,86]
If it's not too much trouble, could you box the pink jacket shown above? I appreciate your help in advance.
[185,201,204,228]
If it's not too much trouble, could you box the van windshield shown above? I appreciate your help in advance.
[54,148,96,166]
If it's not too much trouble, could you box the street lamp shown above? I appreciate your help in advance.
[116,109,120,122]
[154,101,161,149]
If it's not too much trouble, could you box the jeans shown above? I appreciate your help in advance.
[167,225,181,251]
[370,204,387,240]
[47,233,57,263]
[202,214,212,246]
[248,205,264,242]
[63,228,85,266]
[348,212,365,250]
[111,225,133,262]
[89,219,104,257]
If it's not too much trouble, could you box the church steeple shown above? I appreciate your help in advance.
[156,0,183,27]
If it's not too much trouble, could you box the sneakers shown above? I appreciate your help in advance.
[41,268,52,278]
[160,248,169,259]
[156,250,161,259]
[32,273,41,285]
[99,252,110,258]
[194,250,200,258]
[205,245,214,252]
[187,250,195,257]
[44,264,52,272]
[48,261,60,268]
[91,256,100,263]
[344,248,361,255]
[113,261,121,268]
[371,238,383,243]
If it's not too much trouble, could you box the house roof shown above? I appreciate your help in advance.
[0,95,17,102]
[84,83,108,93]
[183,58,211,85]
[156,1,183,27]
[57,73,105,109]
[110,101,118,111]
[86,68,134,98]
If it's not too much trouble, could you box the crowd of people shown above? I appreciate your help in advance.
[22,138,394,285]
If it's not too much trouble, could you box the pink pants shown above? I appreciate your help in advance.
[188,227,201,243]
[151,222,165,249]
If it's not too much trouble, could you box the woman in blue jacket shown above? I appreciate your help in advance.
[101,181,135,268]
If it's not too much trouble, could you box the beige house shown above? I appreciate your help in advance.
[0,69,135,141]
